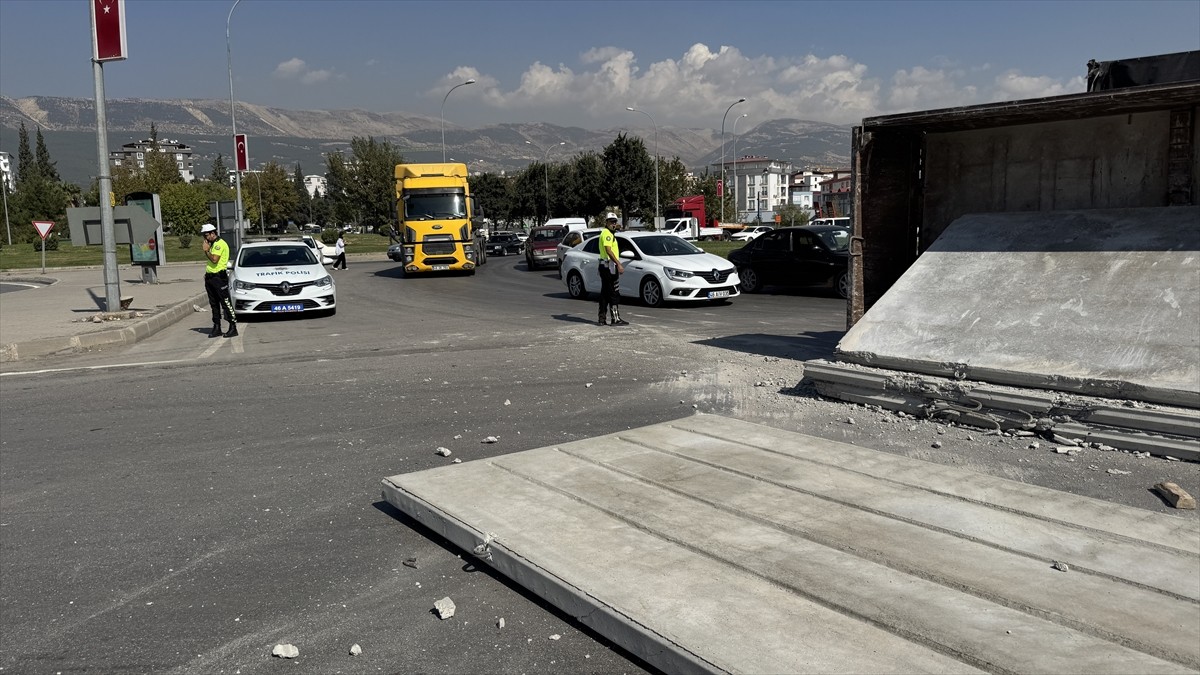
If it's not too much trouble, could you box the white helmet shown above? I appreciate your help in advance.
[200,223,217,234]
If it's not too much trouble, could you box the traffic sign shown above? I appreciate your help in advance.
[33,221,54,240]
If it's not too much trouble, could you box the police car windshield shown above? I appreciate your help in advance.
[239,245,318,267]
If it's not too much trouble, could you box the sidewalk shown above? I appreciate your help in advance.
[0,254,386,363]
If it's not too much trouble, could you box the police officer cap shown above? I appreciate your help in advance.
[605,212,618,221]
[200,223,217,234]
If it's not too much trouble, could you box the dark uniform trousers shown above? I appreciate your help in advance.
[599,262,621,321]
[205,271,236,325]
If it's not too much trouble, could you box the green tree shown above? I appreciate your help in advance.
[242,163,296,231]
[602,133,654,224]
[15,123,32,185]
[291,163,312,225]
[34,127,60,183]
[565,151,606,222]
[143,123,184,193]
[658,156,690,206]
[209,153,228,184]
[469,172,513,226]
[350,136,403,231]
[323,151,356,226]
[160,182,210,235]
[774,203,811,228]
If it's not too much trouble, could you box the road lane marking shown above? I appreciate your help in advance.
[1,359,192,377]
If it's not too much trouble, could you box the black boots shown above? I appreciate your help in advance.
[209,324,222,338]
[210,323,238,338]
[609,307,629,326]
[223,324,238,338]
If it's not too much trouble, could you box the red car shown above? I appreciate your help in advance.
[524,225,567,270]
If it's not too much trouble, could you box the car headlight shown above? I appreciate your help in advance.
[234,279,257,290]
[315,275,333,288]
[663,267,694,281]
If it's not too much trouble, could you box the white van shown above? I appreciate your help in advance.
[811,217,851,228]
[543,217,588,233]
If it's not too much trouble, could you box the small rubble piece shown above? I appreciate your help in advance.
[1052,434,1079,446]
[931,441,942,449]
[497,618,505,629]
[272,644,299,659]
[1106,469,1132,476]
[481,436,499,444]
[1054,447,1072,455]
[433,597,456,620]
[1028,442,1040,450]
[192,304,204,312]
[402,557,419,569]
[1154,482,1197,509]
[349,644,362,656]
[549,634,562,640]
[754,381,765,387]
[452,458,463,464]
[585,383,593,388]
[504,399,511,406]
[1051,561,1070,572]
[435,447,452,457]
[846,418,856,425]
[473,532,496,560]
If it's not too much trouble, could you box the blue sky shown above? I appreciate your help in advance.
[1,0,1197,131]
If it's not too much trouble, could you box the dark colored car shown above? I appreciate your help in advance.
[727,225,851,298]
[525,225,567,270]
[486,232,524,256]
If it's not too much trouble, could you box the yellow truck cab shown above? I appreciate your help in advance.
[394,163,486,275]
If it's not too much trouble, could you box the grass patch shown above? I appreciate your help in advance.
[696,240,744,259]
[0,232,394,271]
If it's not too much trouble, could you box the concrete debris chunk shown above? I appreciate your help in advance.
[497,617,505,629]
[452,458,462,464]
[435,447,452,457]
[931,441,942,449]
[1028,442,1040,449]
[271,644,299,659]
[846,418,856,425]
[1154,482,1197,509]
[1106,468,1132,476]
[585,383,593,388]
[1054,447,1072,454]
[349,643,362,656]
[549,634,561,640]
[481,436,498,444]
[504,399,511,406]
[1051,561,1070,572]
[433,597,456,619]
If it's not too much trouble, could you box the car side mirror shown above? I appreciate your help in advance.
[620,251,635,260]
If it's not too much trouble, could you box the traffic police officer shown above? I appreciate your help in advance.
[200,223,238,338]
[597,212,629,326]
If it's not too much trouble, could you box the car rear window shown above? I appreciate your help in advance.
[532,227,566,242]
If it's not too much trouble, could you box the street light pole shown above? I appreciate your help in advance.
[255,172,265,235]
[226,0,244,247]
[731,113,748,224]
[720,97,746,225]
[626,107,658,225]
[440,79,476,163]
[525,140,563,218]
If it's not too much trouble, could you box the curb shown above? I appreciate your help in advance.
[0,292,208,363]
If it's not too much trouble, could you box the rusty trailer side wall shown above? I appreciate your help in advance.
[851,82,1200,327]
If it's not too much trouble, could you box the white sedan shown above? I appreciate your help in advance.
[230,240,336,316]
[730,225,774,242]
[561,232,740,307]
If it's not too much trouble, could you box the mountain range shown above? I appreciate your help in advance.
[0,96,852,186]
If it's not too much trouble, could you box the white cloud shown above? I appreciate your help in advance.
[273,57,337,85]
[440,43,1081,126]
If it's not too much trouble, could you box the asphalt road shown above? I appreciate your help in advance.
[0,256,848,674]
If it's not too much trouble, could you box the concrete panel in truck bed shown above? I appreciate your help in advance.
[382,415,1200,674]
[838,207,1200,407]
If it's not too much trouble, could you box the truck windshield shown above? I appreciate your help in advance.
[404,193,467,220]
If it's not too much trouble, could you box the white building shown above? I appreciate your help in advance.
[0,151,13,191]
[109,138,195,183]
[728,156,794,225]
[303,174,327,198]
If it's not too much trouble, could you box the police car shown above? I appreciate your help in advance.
[229,239,336,316]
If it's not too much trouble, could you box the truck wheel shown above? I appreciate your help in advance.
[566,271,588,299]
[739,267,762,293]
[640,277,664,307]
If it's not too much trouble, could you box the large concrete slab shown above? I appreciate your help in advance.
[837,207,1200,408]
[382,414,1200,674]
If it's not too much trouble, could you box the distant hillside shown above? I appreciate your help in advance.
[0,96,852,186]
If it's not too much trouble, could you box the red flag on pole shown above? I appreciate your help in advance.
[91,0,128,62]
[235,134,249,172]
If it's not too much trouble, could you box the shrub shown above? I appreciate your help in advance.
[321,228,340,245]
[33,235,59,252]
[178,233,193,248]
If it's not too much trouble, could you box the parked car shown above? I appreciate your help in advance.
[229,240,336,316]
[525,224,568,270]
[730,225,774,242]
[810,217,851,228]
[387,242,404,262]
[300,234,334,265]
[486,232,524,256]
[561,232,740,307]
[556,227,604,276]
[727,225,850,298]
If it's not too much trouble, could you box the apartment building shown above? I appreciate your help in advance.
[109,138,195,183]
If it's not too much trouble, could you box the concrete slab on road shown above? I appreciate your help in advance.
[382,414,1200,674]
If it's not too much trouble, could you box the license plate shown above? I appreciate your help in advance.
[707,290,730,299]
[431,264,449,271]
[271,303,304,312]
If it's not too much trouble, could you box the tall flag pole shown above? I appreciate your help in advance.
[90,0,127,312]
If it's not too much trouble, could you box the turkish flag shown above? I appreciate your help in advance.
[235,134,249,172]
[91,0,127,62]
